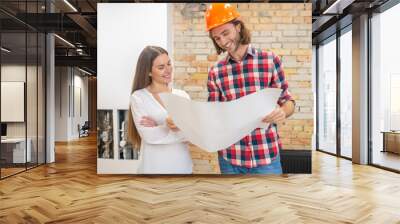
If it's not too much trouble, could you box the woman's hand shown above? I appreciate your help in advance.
[166,116,180,132]
[140,116,157,127]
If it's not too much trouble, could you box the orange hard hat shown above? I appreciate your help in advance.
[205,3,240,31]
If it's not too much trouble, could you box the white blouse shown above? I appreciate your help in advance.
[130,88,193,174]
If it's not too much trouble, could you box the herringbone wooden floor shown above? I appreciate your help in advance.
[1,135,400,224]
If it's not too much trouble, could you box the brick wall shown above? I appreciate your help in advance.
[171,3,313,174]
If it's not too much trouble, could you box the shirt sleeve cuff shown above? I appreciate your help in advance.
[278,96,295,107]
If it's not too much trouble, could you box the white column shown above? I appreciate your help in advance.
[352,14,369,164]
[46,32,55,163]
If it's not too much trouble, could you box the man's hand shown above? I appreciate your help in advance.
[140,116,157,127]
[262,100,295,124]
[262,107,286,124]
[166,116,180,132]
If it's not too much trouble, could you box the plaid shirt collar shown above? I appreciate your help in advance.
[225,44,256,64]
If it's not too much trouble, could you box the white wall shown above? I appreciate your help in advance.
[1,66,26,127]
[55,67,68,141]
[72,73,89,138]
[97,3,168,110]
[1,82,25,122]
[97,3,169,174]
[1,65,26,81]
[1,65,37,137]
[1,64,46,163]
[55,67,89,141]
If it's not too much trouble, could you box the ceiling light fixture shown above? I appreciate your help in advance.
[54,34,75,48]
[78,67,92,76]
[76,48,86,56]
[1,47,11,53]
[63,0,78,12]
[322,0,355,15]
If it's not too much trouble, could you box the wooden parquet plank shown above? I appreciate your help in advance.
[1,134,400,223]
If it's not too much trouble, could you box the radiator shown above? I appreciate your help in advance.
[280,150,312,174]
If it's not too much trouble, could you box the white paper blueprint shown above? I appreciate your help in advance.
[159,88,282,152]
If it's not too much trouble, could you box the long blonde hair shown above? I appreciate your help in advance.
[127,46,168,149]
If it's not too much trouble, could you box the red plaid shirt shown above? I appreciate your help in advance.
[207,45,294,168]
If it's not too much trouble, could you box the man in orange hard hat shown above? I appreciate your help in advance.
[205,3,296,174]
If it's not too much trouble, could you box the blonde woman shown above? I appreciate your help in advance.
[127,46,193,174]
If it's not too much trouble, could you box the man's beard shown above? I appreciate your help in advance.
[232,33,241,52]
[225,32,241,53]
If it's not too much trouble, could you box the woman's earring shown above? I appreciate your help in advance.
[149,73,152,77]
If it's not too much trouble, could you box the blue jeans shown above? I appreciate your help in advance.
[218,154,283,174]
